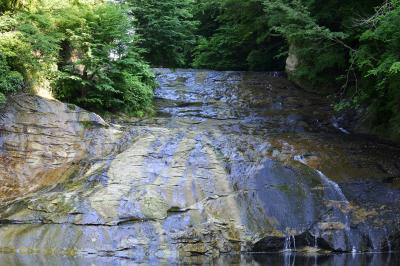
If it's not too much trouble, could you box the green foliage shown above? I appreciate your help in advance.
[0,9,60,102]
[262,0,353,89]
[192,0,399,138]
[192,0,221,39]
[192,0,286,71]
[0,0,155,114]
[0,0,38,13]
[0,54,23,103]
[351,2,400,137]
[54,3,155,113]
[265,0,399,138]
[1,0,399,136]
[126,0,197,67]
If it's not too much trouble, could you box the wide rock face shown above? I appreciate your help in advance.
[0,70,399,264]
[0,94,122,200]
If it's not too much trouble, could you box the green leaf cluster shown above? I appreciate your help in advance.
[0,0,39,13]
[0,0,155,114]
[192,0,286,71]
[126,0,198,68]
[0,7,61,102]
[53,2,155,114]
[351,2,400,137]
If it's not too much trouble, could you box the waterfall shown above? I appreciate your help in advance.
[283,235,296,252]
[293,155,307,164]
[332,121,350,134]
[316,170,363,252]
[293,156,358,251]
[283,236,296,266]
[352,246,357,255]
[384,227,392,252]
[316,170,348,205]
[314,234,318,248]
[317,171,350,221]
[283,236,291,252]
[292,235,296,251]
[316,170,351,230]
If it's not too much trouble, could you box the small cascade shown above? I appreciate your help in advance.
[283,236,296,266]
[317,170,360,251]
[293,157,359,251]
[292,235,296,251]
[293,155,307,164]
[387,238,392,253]
[384,228,392,252]
[316,170,348,205]
[283,236,290,252]
[352,246,357,255]
[316,170,351,228]
[332,121,350,134]
[283,235,296,252]
[314,234,318,248]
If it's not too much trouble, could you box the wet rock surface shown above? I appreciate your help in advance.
[0,69,399,264]
[0,94,123,201]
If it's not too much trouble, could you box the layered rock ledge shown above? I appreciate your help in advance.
[0,70,399,264]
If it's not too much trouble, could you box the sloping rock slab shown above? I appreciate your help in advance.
[0,94,122,200]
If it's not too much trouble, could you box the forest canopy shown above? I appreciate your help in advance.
[0,0,399,138]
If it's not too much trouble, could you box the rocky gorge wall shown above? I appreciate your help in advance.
[0,94,124,201]
[0,69,399,264]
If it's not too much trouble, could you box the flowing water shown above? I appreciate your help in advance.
[0,68,400,265]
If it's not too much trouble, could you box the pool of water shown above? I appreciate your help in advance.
[0,252,398,266]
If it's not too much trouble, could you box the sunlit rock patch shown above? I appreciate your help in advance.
[0,94,123,200]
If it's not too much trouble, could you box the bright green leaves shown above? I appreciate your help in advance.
[351,3,400,138]
[389,62,400,75]
[0,54,23,103]
[53,3,155,114]
[0,5,65,101]
[127,0,197,68]
[0,1,155,115]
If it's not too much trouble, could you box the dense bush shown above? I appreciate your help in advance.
[352,1,400,137]
[54,3,155,114]
[0,0,155,114]
[0,0,35,13]
[261,0,350,90]
[0,9,60,103]
[192,0,286,71]
[261,0,399,137]
[126,0,197,68]
[0,54,24,103]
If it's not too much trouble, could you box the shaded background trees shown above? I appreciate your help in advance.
[192,0,287,71]
[190,0,399,139]
[126,0,197,68]
[0,0,399,138]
